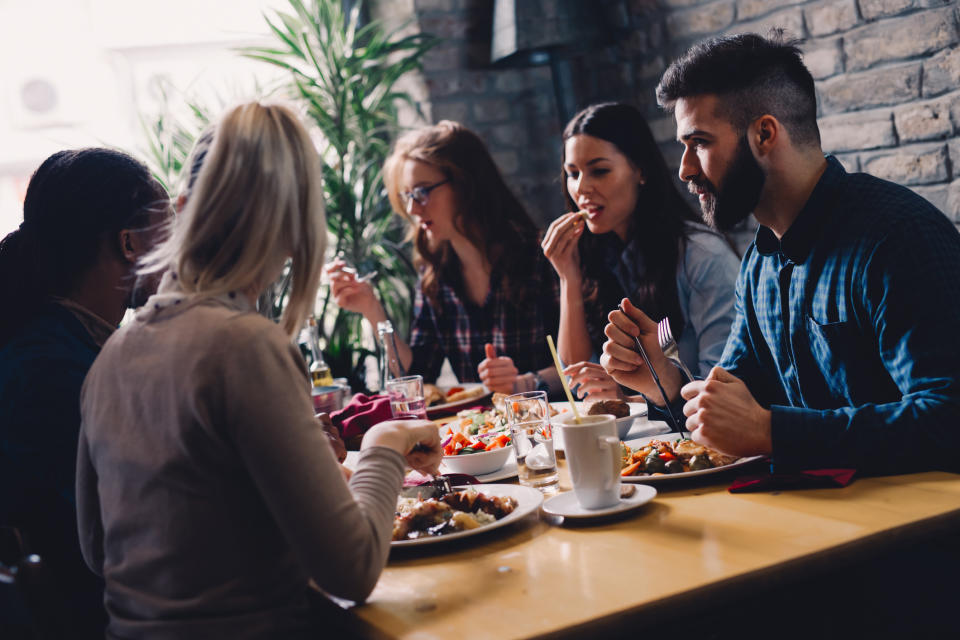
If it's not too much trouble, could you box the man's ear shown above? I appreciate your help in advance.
[751,115,780,157]
[118,229,137,264]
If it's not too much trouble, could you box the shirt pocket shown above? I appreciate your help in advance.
[804,315,854,398]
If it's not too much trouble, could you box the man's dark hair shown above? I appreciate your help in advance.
[656,31,820,146]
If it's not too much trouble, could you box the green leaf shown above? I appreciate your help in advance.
[221,0,437,390]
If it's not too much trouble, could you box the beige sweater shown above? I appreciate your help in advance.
[77,283,404,639]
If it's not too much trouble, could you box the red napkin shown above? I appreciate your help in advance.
[728,468,856,493]
[329,393,393,441]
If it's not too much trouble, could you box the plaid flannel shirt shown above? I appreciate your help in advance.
[720,156,960,474]
[409,236,561,383]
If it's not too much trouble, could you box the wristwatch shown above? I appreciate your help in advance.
[531,371,550,393]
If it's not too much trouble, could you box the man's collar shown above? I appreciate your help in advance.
[755,155,844,262]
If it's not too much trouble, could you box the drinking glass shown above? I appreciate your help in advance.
[385,374,428,420]
[505,390,559,494]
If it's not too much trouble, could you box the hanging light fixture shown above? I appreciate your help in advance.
[490,0,606,126]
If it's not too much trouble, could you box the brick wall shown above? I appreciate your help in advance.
[377,0,960,232]
[374,0,566,225]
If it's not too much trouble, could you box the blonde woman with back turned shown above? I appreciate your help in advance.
[76,102,441,639]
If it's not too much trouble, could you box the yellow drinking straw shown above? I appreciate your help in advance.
[546,335,581,424]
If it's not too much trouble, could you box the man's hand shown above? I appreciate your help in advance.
[680,366,772,457]
[599,298,682,402]
[477,343,519,393]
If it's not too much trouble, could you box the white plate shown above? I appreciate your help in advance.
[541,485,657,519]
[344,452,519,484]
[441,450,518,483]
[426,383,492,417]
[391,483,543,547]
[620,432,766,484]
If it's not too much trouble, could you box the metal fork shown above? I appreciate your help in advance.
[618,304,685,436]
[657,317,695,382]
[334,251,376,283]
[433,475,453,495]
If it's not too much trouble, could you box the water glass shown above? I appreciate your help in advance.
[505,390,559,494]
[385,374,428,420]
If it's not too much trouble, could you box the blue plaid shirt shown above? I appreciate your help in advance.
[409,235,561,383]
[720,156,960,474]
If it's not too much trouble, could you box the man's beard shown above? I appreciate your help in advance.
[691,135,765,231]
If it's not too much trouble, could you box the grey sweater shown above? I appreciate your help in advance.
[77,285,404,639]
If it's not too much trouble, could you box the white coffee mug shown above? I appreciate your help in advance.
[558,414,622,509]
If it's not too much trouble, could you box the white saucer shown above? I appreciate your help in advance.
[541,485,657,519]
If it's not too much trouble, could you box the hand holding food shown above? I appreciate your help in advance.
[477,343,519,394]
[563,360,624,400]
[680,366,773,457]
[599,298,683,403]
[324,258,383,320]
[541,211,586,284]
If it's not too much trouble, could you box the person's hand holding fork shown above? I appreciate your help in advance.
[324,258,386,324]
[599,298,684,405]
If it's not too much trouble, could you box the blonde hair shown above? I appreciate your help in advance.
[142,101,326,336]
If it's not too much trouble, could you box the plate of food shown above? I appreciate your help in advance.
[424,383,492,417]
[549,399,652,449]
[619,432,765,483]
[391,483,543,546]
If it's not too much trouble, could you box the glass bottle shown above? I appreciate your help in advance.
[306,316,333,388]
[377,320,405,391]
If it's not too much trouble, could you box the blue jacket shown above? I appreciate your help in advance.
[0,301,107,636]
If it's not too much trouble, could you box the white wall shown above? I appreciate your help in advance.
[0,0,289,236]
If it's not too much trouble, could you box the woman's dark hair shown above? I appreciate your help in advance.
[561,102,702,344]
[384,121,540,308]
[0,148,166,345]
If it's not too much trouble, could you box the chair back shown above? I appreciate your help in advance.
[0,527,67,640]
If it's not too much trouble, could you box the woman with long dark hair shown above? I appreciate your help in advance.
[0,148,169,637]
[543,102,739,399]
[327,120,561,394]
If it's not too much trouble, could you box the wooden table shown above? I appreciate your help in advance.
[328,455,960,640]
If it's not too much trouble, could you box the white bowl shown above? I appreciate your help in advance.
[442,445,512,476]
[615,414,637,440]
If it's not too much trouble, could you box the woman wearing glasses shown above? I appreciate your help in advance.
[543,102,740,399]
[326,121,561,393]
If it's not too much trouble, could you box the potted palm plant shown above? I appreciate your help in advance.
[243,0,438,391]
[139,82,216,197]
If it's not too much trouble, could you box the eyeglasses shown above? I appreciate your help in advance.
[399,179,449,210]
